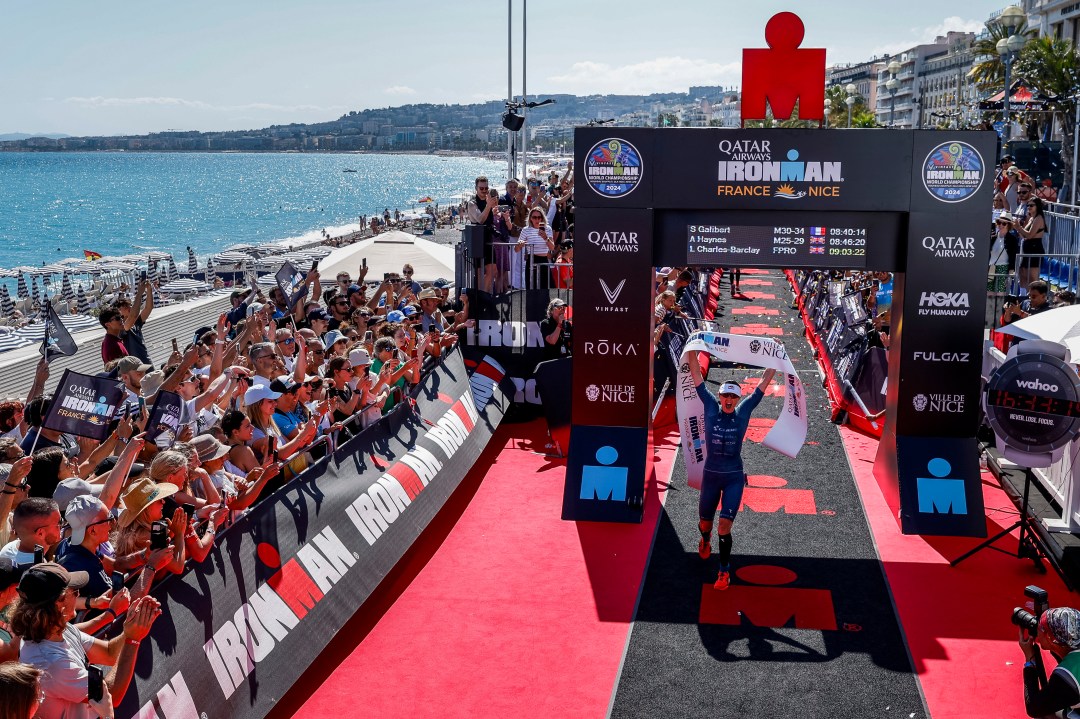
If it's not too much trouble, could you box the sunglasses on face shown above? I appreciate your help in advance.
[277,338,295,345]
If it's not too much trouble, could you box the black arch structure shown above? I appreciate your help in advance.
[563,126,995,538]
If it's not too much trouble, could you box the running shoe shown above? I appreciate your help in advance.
[713,569,731,591]
[698,537,711,560]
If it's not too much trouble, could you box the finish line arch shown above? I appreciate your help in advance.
[562,126,994,538]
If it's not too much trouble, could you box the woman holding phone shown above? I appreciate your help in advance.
[515,207,556,289]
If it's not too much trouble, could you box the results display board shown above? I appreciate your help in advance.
[659,210,905,270]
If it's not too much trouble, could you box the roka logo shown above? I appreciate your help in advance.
[1016,378,1059,393]
[586,384,601,401]
[918,291,970,317]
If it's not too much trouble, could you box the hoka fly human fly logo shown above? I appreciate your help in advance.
[585,139,643,198]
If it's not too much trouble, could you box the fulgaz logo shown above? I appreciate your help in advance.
[717,140,842,200]
[585,139,643,198]
[922,141,984,203]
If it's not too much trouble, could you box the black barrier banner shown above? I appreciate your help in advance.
[40,300,78,361]
[460,288,570,407]
[852,347,888,415]
[143,389,183,447]
[42,369,125,441]
[116,348,513,719]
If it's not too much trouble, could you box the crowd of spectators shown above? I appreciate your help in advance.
[466,167,574,293]
[0,256,472,718]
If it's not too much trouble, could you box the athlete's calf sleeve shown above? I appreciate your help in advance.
[716,533,732,566]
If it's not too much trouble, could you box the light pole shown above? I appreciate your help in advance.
[886,60,901,127]
[844,83,858,128]
[506,0,513,181]
[994,5,1028,143]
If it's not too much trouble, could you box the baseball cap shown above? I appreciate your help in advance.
[244,384,282,405]
[349,348,372,367]
[53,477,104,513]
[192,326,214,345]
[65,495,108,544]
[386,310,405,323]
[549,298,567,307]
[718,381,743,398]
[116,356,152,375]
[1000,154,1014,164]
[1007,166,1021,176]
[307,308,331,323]
[0,557,26,592]
[401,306,417,317]
[247,302,264,317]
[346,284,364,298]
[432,278,449,289]
[18,562,88,605]
[93,455,145,479]
[270,375,300,393]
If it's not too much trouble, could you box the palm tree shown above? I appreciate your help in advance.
[1015,36,1080,197]
[968,20,1035,95]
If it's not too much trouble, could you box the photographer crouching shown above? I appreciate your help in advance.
[1016,586,1080,717]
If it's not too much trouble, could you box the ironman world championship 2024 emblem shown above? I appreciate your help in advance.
[922,141,984,204]
[585,138,643,198]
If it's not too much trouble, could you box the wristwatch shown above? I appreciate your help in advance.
[984,339,1080,467]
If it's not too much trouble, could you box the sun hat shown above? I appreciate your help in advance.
[18,562,89,605]
[323,330,347,348]
[118,477,179,528]
[191,434,231,463]
[718,381,743,398]
[349,348,372,366]
[418,288,440,301]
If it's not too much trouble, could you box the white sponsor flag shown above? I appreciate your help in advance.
[675,330,807,490]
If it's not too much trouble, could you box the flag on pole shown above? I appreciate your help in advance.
[275,261,309,311]
[41,369,123,441]
[143,389,184,448]
[40,300,78,361]
[83,250,103,261]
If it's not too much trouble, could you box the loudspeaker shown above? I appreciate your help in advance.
[502,111,524,132]
[462,224,487,260]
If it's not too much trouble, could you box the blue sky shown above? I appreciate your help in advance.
[2,0,1008,136]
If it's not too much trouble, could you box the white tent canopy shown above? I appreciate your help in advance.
[315,230,454,285]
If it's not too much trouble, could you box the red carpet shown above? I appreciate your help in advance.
[290,419,681,718]
[840,427,1078,718]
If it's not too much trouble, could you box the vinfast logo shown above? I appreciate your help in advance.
[588,230,639,253]
[921,236,975,259]
[596,277,629,313]
[913,351,970,363]
[1016,378,1060,393]
[918,291,971,317]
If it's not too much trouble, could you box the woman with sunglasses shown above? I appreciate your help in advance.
[1015,195,1047,291]
[515,208,556,289]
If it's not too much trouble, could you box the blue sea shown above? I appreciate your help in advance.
[0,152,506,268]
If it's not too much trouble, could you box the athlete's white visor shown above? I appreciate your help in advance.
[718,382,743,398]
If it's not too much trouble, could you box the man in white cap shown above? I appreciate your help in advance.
[687,359,776,590]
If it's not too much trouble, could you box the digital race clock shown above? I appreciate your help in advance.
[984,339,1080,467]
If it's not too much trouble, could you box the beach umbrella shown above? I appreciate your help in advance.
[187,247,198,274]
[76,286,89,315]
[147,260,159,286]
[0,285,12,316]
[160,278,208,297]
[30,276,40,306]
[0,335,31,353]
[164,257,176,282]
[16,274,27,300]
[205,259,216,286]
[61,272,75,302]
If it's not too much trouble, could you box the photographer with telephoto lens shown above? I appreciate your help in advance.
[1014,585,1080,717]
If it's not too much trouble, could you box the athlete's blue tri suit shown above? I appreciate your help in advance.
[696,383,764,521]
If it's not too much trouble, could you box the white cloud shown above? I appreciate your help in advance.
[384,85,417,96]
[547,57,741,95]
[62,96,343,113]
[870,16,986,57]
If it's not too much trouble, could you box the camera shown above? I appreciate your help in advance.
[1012,585,1050,634]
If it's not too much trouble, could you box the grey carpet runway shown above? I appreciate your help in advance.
[609,270,926,719]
